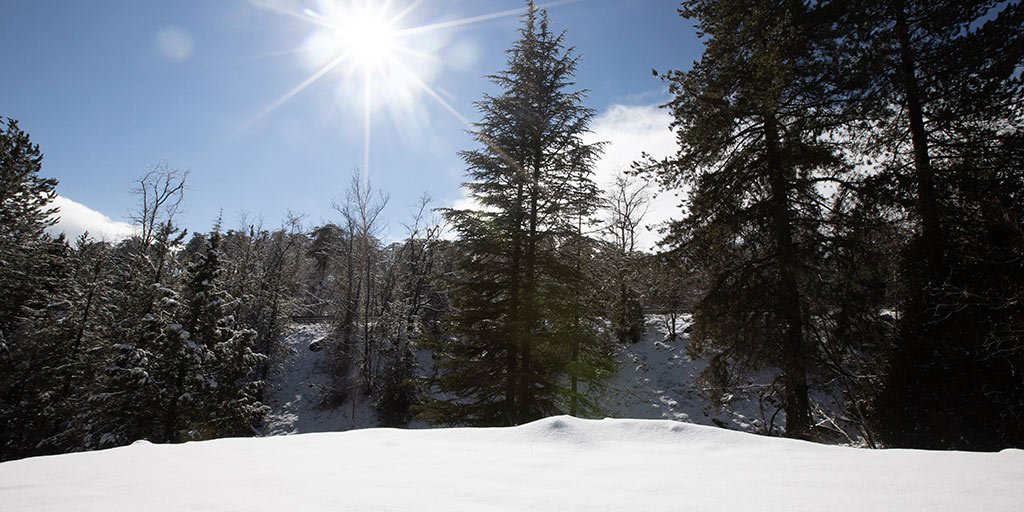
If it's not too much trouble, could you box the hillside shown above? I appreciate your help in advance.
[263,316,850,438]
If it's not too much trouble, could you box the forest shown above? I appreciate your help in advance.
[1,0,1022,463]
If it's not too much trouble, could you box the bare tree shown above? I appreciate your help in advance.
[395,193,443,343]
[604,170,651,254]
[331,173,389,399]
[603,170,652,343]
[130,164,187,248]
[373,193,448,426]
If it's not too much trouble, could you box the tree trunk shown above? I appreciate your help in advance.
[363,236,372,392]
[506,181,525,425]
[519,157,542,424]
[343,232,358,347]
[895,2,943,266]
[570,214,583,416]
[764,113,811,439]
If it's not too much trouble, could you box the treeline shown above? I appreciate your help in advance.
[644,0,1023,449]
[0,142,447,459]
[0,137,453,459]
[0,151,306,460]
[0,126,662,461]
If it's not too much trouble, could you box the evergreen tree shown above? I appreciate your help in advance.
[56,236,121,452]
[0,238,77,459]
[423,2,607,425]
[95,220,187,446]
[0,117,76,460]
[91,169,188,446]
[646,0,851,438]
[220,218,302,395]
[179,226,266,439]
[0,117,59,332]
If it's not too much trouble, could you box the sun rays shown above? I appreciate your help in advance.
[247,0,580,178]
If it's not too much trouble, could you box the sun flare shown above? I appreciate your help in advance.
[324,4,399,71]
[248,0,566,175]
[295,0,434,110]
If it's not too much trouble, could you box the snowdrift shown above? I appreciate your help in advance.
[2,416,1022,511]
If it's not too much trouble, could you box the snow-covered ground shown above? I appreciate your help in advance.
[261,323,377,434]
[3,416,1022,511]
[266,315,848,438]
[601,315,767,430]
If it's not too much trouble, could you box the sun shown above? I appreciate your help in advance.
[293,0,433,114]
[247,0,568,176]
[328,5,399,71]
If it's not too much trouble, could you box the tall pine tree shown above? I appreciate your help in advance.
[0,117,76,460]
[646,0,852,438]
[423,2,608,426]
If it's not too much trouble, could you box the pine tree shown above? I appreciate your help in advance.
[95,220,187,446]
[92,169,188,446]
[220,216,304,390]
[0,237,77,460]
[0,117,77,460]
[646,0,851,438]
[0,117,59,332]
[423,2,607,426]
[52,236,121,452]
[179,226,266,439]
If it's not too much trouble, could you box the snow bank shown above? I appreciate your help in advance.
[2,416,1022,511]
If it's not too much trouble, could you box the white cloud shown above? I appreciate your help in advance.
[587,103,683,251]
[48,195,135,242]
[450,185,479,212]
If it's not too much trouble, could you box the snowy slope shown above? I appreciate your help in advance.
[599,315,853,438]
[3,416,1022,511]
[265,317,848,437]
[262,323,377,434]
[601,315,765,429]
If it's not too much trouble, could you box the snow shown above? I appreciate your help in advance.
[261,323,377,434]
[602,315,739,425]
[265,315,851,438]
[602,316,787,432]
[2,415,1022,511]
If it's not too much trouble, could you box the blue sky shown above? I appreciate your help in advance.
[2,0,700,245]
